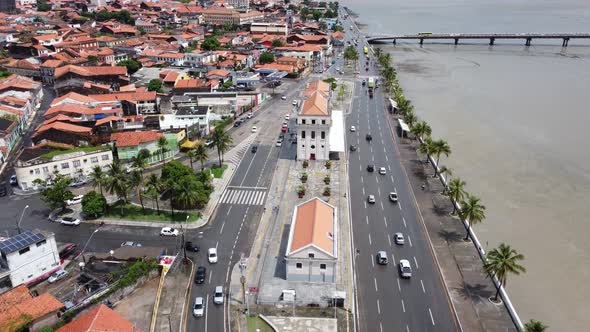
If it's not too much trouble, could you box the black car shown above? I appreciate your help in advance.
[233,121,241,127]
[251,145,258,153]
[184,241,199,252]
[0,185,6,197]
[366,134,372,141]
[195,266,206,284]
[367,164,375,172]
[350,144,357,151]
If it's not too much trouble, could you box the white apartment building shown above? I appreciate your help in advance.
[296,80,332,161]
[15,145,113,191]
[250,22,288,36]
[159,105,211,136]
[0,230,61,287]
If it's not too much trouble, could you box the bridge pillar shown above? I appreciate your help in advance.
[525,38,532,46]
[489,38,495,46]
[419,38,423,45]
[562,38,569,47]
[454,38,459,45]
[393,39,396,45]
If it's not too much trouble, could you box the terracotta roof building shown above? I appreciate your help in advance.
[0,285,63,331]
[57,304,143,332]
[285,197,337,282]
[296,80,332,161]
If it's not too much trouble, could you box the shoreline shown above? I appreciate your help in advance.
[345,7,522,331]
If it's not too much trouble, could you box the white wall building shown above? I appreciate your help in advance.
[0,230,61,287]
[159,105,211,136]
[285,197,337,283]
[15,145,113,191]
[296,80,332,161]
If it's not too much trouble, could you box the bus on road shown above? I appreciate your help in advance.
[368,77,375,88]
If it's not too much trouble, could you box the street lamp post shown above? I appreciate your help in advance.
[16,205,30,234]
[80,225,103,265]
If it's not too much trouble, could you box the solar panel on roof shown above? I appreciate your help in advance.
[0,231,45,254]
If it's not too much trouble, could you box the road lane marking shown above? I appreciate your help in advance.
[391,176,394,183]
[216,241,219,249]
[384,216,388,228]
[364,201,367,209]
[380,322,383,332]
[385,155,389,162]
[377,187,380,196]
[401,299,406,313]
[368,233,372,245]
[226,206,232,216]
[208,270,213,284]
[220,221,225,234]
[376,299,381,314]
[359,164,362,171]
[388,234,392,246]
[371,255,375,267]
[380,201,384,210]
[414,256,419,269]
[375,176,379,184]
[406,325,410,332]
[394,186,397,192]
[408,235,413,247]
[388,165,391,171]
[397,278,401,291]
[429,308,435,326]
[391,253,396,265]
[421,279,426,293]
[361,176,364,184]
[366,216,369,224]
[363,187,366,195]
[403,217,407,227]
[205,294,209,332]
[374,278,378,292]
[398,202,402,210]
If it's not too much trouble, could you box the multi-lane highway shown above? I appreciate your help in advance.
[342,12,459,332]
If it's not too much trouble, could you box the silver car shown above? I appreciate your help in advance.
[367,195,376,204]
[213,286,224,304]
[48,269,68,283]
[399,259,412,278]
[193,297,204,317]
[394,232,405,245]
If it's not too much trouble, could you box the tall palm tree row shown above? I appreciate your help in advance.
[460,194,486,240]
[106,161,131,214]
[446,178,467,214]
[410,121,432,141]
[483,243,526,302]
[211,124,233,167]
[89,165,107,196]
[193,143,209,170]
[144,173,162,214]
[431,139,451,177]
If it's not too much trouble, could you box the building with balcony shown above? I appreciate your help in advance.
[296,80,331,160]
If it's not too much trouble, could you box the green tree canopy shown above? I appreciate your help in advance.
[147,79,163,93]
[81,191,107,218]
[201,37,221,51]
[117,59,141,74]
[259,52,275,64]
[38,174,74,210]
[271,39,284,47]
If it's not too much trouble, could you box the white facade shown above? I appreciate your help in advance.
[15,148,113,191]
[184,52,219,68]
[250,22,288,36]
[296,113,331,160]
[0,231,61,287]
[159,112,210,136]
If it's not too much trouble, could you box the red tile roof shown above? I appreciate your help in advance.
[54,65,127,79]
[0,285,63,331]
[57,304,143,332]
[110,130,163,147]
[36,121,92,135]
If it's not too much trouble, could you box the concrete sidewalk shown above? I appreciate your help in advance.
[152,258,194,332]
[385,111,517,332]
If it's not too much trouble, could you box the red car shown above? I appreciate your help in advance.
[281,125,288,133]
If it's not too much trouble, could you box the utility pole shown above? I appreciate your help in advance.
[239,253,248,316]
[16,205,30,234]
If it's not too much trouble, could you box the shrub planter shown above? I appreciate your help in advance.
[324,175,330,185]
[301,172,308,183]
[323,187,331,196]
[302,160,309,168]
[325,160,331,169]
[297,185,306,198]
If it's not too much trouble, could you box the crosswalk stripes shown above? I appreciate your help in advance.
[219,188,267,206]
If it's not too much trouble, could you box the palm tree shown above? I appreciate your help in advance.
[438,165,453,183]
[211,125,233,167]
[157,136,169,162]
[483,243,526,302]
[144,174,162,214]
[374,47,382,60]
[403,110,417,128]
[186,149,196,170]
[524,319,548,332]
[132,154,148,175]
[418,137,435,163]
[89,165,106,196]
[432,139,451,176]
[460,194,486,240]
[130,170,145,213]
[410,121,432,141]
[175,177,199,211]
[446,177,466,214]
[193,143,208,170]
[106,161,130,214]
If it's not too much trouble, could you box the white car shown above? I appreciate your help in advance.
[389,192,398,202]
[193,297,204,317]
[247,112,253,119]
[60,217,80,226]
[399,259,412,278]
[367,195,375,204]
[66,195,84,206]
[276,139,283,147]
[208,248,218,263]
[48,269,68,283]
[285,114,290,120]
[213,286,224,304]
[281,96,287,100]
[251,126,257,133]
[394,232,405,245]
[379,167,386,175]
[160,227,179,236]
[292,100,298,106]
[350,126,356,132]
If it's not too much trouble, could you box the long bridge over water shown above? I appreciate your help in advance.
[366,33,590,47]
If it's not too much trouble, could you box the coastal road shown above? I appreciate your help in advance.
[342,12,459,332]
